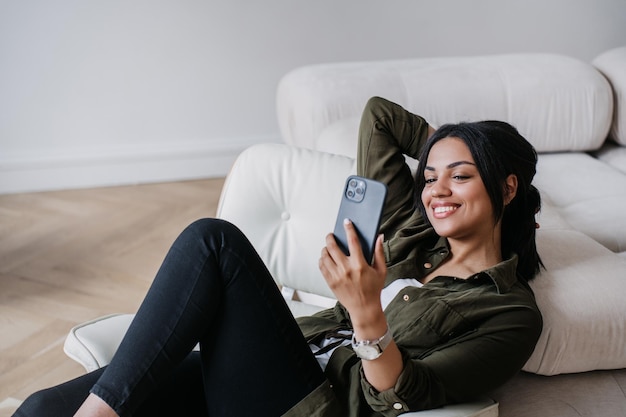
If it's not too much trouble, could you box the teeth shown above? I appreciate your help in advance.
[434,206,458,214]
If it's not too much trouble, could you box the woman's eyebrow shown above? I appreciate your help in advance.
[425,160,476,171]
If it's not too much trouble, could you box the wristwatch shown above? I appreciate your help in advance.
[351,327,393,360]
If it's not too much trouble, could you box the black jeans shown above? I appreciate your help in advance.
[15,219,326,417]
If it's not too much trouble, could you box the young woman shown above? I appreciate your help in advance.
[15,96,543,417]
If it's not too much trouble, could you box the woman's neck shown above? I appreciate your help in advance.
[447,236,502,273]
[422,232,502,284]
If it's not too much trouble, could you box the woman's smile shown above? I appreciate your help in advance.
[431,203,460,218]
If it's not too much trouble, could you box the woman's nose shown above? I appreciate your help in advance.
[431,180,452,197]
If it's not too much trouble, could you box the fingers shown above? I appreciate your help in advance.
[319,226,388,315]
[372,234,387,275]
[318,245,331,279]
[319,227,351,286]
[343,218,367,262]
[319,219,378,283]
[319,233,341,278]
[325,229,342,258]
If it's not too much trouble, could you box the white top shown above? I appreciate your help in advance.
[309,278,423,370]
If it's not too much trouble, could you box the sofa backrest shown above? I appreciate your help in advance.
[593,46,626,146]
[277,53,614,155]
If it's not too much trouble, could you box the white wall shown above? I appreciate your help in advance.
[1,0,625,194]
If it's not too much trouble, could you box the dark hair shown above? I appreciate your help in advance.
[414,121,544,282]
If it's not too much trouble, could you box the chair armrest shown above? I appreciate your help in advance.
[63,313,134,372]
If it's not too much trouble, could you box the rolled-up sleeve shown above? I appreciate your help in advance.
[356,97,434,278]
[357,96,430,225]
[358,350,444,416]
[359,303,542,415]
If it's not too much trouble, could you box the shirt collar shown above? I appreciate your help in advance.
[429,237,519,294]
[482,253,518,294]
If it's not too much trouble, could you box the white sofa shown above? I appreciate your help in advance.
[64,48,626,416]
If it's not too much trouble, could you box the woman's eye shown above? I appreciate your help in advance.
[424,178,437,184]
[453,175,470,181]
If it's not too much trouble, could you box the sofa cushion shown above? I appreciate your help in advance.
[593,46,626,146]
[278,54,613,155]
[593,140,626,175]
[524,229,626,375]
[535,152,626,253]
[490,369,626,417]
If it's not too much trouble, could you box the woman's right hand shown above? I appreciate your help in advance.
[319,219,403,392]
[318,219,387,330]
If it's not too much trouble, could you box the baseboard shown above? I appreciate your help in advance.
[0,136,280,194]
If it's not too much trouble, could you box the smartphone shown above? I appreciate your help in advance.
[333,175,387,263]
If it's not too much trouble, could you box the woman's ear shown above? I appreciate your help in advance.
[504,174,518,205]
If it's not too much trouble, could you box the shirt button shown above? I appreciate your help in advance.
[423,262,432,269]
[393,402,403,410]
[403,294,410,302]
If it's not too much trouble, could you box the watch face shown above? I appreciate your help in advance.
[355,344,381,360]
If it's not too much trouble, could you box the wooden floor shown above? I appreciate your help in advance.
[0,178,225,416]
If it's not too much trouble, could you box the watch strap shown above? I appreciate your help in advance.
[351,326,393,360]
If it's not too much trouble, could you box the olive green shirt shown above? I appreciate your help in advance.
[288,97,542,417]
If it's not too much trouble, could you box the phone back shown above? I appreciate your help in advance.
[333,175,387,263]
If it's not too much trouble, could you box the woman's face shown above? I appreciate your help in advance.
[421,137,497,241]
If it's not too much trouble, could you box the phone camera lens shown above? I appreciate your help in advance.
[347,190,355,198]
[356,187,364,195]
[349,179,357,187]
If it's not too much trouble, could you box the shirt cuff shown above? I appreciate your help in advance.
[359,364,410,415]
[359,349,447,415]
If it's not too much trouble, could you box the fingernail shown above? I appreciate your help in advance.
[343,218,351,225]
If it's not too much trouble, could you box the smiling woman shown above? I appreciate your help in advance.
[415,120,543,283]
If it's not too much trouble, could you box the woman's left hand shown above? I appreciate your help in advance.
[319,219,387,329]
